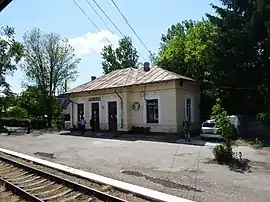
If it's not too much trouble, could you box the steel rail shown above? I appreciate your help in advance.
[0,155,128,202]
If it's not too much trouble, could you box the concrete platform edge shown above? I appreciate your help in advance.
[0,147,193,202]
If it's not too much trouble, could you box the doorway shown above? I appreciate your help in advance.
[77,103,84,123]
[108,101,117,132]
[91,102,100,131]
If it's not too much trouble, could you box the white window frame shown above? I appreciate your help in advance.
[75,99,86,123]
[143,92,160,124]
[89,101,101,125]
[104,95,121,130]
[185,95,194,122]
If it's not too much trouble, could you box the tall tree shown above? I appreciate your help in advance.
[0,26,24,94]
[206,0,270,114]
[101,36,139,74]
[22,28,80,126]
[161,20,195,45]
[156,19,218,82]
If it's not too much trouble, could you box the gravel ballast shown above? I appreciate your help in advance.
[0,152,150,202]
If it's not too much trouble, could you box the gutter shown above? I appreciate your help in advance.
[115,90,123,128]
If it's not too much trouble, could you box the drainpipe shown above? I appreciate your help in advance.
[143,84,147,101]
[115,90,123,128]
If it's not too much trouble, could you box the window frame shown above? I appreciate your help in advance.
[185,95,194,122]
[146,99,159,124]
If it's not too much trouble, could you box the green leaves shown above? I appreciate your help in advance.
[22,28,80,125]
[22,28,80,97]
[101,36,139,74]
[156,19,218,82]
[0,26,24,94]
[211,98,233,141]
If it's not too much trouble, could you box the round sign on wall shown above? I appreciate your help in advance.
[132,102,140,110]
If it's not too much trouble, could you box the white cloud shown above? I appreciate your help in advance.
[69,30,120,56]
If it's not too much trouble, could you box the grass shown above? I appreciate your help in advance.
[233,137,264,148]
[102,185,114,192]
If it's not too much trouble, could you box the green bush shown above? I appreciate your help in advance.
[0,118,46,129]
[257,112,270,126]
[213,144,233,164]
[7,106,28,118]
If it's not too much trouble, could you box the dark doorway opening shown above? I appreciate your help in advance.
[77,103,84,123]
[108,101,117,132]
[91,102,100,131]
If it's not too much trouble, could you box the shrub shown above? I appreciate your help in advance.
[211,98,233,148]
[7,106,28,118]
[257,112,270,126]
[213,145,233,164]
[211,98,234,163]
[0,117,46,129]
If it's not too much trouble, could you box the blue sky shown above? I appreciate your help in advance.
[0,0,220,93]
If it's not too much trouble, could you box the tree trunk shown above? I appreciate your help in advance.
[47,115,52,128]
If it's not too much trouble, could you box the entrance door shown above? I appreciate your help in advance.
[77,103,84,123]
[108,101,117,132]
[91,102,100,131]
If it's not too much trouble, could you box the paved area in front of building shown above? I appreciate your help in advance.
[0,132,269,202]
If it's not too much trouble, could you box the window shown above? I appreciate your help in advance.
[185,98,192,121]
[146,99,159,123]
[202,122,215,128]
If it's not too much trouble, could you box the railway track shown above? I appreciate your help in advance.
[0,156,129,202]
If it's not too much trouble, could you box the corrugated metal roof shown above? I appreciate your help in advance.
[65,67,195,94]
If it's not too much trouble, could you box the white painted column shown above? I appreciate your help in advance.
[121,91,130,131]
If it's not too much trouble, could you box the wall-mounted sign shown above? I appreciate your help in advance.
[89,97,101,102]
[132,102,140,110]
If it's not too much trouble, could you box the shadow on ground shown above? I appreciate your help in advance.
[59,130,224,146]
[204,157,251,173]
[120,169,203,192]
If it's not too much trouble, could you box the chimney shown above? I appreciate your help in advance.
[91,76,96,81]
[143,62,150,72]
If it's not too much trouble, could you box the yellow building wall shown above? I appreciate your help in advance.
[175,80,201,132]
[63,79,200,133]
[124,81,178,133]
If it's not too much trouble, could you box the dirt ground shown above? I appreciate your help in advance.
[0,132,269,202]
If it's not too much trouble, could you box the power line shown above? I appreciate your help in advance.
[91,0,147,61]
[92,0,126,37]
[72,0,112,45]
[109,0,152,58]
[72,0,147,62]
[84,0,113,33]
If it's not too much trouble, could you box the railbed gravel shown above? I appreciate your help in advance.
[0,183,26,202]
[0,152,150,202]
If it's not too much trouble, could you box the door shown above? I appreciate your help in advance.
[108,101,117,132]
[91,102,100,131]
[77,103,84,123]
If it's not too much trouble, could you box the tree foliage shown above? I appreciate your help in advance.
[22,28,80,125]
[0,26,24,94]
[156,19,218,82]
[16,86,43,117]
[157,0,270,117]
[7,106,28,118]
[101,36,139,74]
[206,0,270,115]
[211,98,234,163]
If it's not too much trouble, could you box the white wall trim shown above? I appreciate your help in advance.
[72,99,85,125]
[89,101,101,124]
[104,95,121,130]
[142,92,161,124]
[184,94,195,122]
